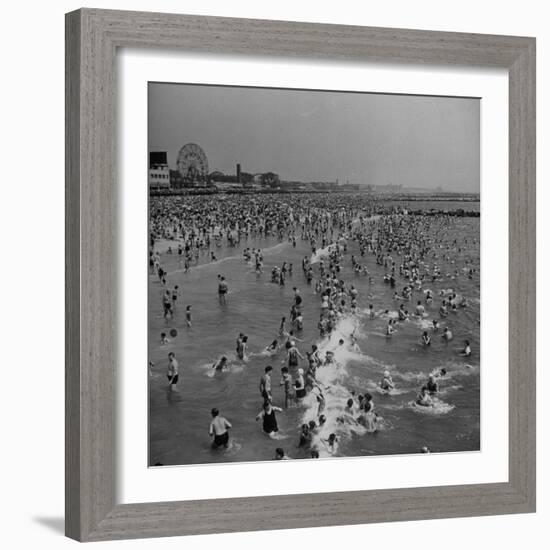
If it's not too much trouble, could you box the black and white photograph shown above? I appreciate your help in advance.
[148,82,481,466]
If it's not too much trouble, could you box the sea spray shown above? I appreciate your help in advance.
[310,243,336,265]
[299,314,371,457]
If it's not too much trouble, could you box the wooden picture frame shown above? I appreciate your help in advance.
[65,8,536,542]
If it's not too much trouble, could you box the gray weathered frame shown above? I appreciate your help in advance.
[65,8,536,542]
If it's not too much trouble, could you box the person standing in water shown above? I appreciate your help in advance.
[442,326,453,342]
[294,368,306,399]
[280,366,294,409]
[209,408,232,449]
[167,352,179,391]
[286,341,303,368]
[380,370,394,392]
[236,334,248,361]
[256,402,283,437]
[386,319,397,337]
[218,275,228,304]
[162,290,173,319]
[460,340,472,357]
[259,366,273,402]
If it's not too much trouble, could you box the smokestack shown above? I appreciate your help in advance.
[236,163,241,183]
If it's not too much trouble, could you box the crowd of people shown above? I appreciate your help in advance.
[149,193,479,462]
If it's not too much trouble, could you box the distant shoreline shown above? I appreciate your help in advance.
[149,188,480,201]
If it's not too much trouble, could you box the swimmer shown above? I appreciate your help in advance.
[297,423,312,449]
[338,398,357,425]
[368,304,376,320]
[361,410,379,433]
[166,352,179,392]
[280,366,294,409]
[218,276,228,304]
[294,368,306,399]
[380,370,394,392]
[265,339,280,354]
[274,447,291,460]
[322,433,339,454]
[442,326,453,342]
[386,319,397,337]
[460,339,472,357]
[171,285,179,303]
[160,332,170,345]
[286,341,304,368]
[421,331,431,346]
[236,334,248,360]
[259,365,273,402]
[185,305,192,327]
[212,356,228,372]
[426,374,439,395]
[209,408,232,449]
[162,290,173,319]
[416,386,433,407]
[279,316,288,337]
[256,401,283,436]
[363,392,375,412]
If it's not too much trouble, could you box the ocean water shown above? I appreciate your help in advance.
[148,198,480,465]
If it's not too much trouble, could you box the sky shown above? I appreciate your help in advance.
[148,82,480,192]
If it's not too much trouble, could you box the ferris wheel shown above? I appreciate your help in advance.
[176,143,209,182]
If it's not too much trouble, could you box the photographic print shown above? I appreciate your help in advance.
[148,83,480,466]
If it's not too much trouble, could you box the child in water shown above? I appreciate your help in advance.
[460,340,472,357]
[380,370,394,392]
[421,331,431,346]
[265,339,280,355]
[212,356,228,372]
[416,386,433,407]
[322,433,338,455]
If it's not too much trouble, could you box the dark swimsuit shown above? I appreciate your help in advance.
[427,381,438,394]
[288,349,298,367]
[214,432,229,447]
[262,410,278,434]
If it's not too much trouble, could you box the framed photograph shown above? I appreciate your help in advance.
[65,8,536,542]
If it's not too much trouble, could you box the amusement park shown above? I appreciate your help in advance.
[148,143,479,201]
[149,142,283,193]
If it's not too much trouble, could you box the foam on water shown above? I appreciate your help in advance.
[411,317,433,330]
[409,398,456,415]
[310,243,339,264]
[365,380,412,396]
[298,315,380,456]
[194,353,246,377]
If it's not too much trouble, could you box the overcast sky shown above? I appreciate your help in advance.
[148,82,480,192]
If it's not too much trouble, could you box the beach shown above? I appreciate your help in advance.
[148,194,480,465]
